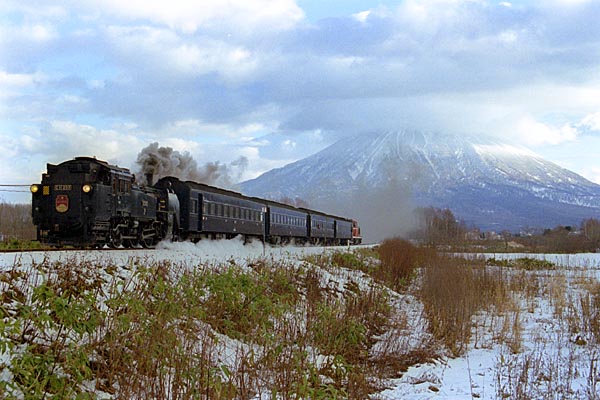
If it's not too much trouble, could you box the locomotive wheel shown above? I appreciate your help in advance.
[125,239,139,248]
[109,230,123,249]
[140,236,155,249]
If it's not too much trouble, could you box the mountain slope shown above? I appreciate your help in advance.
[241,131,600,240]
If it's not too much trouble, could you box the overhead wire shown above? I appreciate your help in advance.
[0,184,31,193]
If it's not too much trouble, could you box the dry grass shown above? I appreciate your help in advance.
[5,244,600,399]
[418,256,512,356]
[0,248,406,399]
[374,237,423,291]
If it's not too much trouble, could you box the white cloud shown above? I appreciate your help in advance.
[580,112,600,132]
[105,26,261,83]
[352,10,371,23]
[155,119,271,141]
[86,0,304,34]
[25,121,145,166]
[514,117,578,146]
[582,166,600,185]
[0,22,58,52]
[0,71,38,88]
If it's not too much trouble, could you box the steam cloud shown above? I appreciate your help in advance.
[135,142,248,190]
[309,154,422,243]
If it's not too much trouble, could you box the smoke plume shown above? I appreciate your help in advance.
[135,142,248,189]
[308,154,422,243]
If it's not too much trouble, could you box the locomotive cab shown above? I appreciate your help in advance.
[31,157,161,248]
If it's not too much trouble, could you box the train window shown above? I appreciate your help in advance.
[191,199,198,214]
[217,204,223,216]
[203,202,208,215]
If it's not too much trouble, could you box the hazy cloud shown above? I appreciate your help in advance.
[3,0,600,201]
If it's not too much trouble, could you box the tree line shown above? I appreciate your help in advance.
[410,205,600,253]
[0,202,36,241]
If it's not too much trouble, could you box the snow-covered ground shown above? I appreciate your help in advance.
[0,237,355,270]
[380,253,600,399]
[465,252,600,269]
[2,245,600,399]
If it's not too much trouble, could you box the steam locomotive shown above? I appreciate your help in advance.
[30,157,362,248]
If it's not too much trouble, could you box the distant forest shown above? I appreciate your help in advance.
[0,203,36,241]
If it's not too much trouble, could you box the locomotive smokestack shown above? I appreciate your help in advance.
[145,173,153,186]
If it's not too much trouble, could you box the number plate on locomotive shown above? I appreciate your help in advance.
[54,184,72,191]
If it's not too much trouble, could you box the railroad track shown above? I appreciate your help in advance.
[0,247,152,254]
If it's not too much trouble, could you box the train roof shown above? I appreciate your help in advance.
[49,157,133,176]
[156,176,248,198]
[156,176,354,221]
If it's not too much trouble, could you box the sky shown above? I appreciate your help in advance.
[2,0,600,203]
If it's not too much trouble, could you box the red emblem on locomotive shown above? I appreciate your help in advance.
[55,195,69,213]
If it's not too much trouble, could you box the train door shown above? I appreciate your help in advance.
[187,190,200,234]
[265,206,271,239]
[197,193,203,232]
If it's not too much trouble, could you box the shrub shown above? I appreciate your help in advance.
[375,237,423,291]
[419,257,511,356]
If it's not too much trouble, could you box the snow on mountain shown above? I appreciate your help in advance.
[241,130,600,240]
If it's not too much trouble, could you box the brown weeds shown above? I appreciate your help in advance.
[419,256,511,356]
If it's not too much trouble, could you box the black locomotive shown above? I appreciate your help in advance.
[31,157,362,248]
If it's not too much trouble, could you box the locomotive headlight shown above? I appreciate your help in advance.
[30,184,39,193]
[82,184,93,193]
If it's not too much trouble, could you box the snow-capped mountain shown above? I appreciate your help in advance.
[241,131,600,239]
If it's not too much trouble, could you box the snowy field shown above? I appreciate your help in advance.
[2,243,600,399]
[380,252,600,399]
[465,252,600,269]
[0,237,346,270]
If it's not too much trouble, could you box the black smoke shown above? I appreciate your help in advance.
[135,142,248,190]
